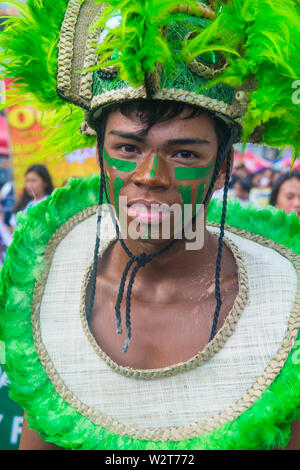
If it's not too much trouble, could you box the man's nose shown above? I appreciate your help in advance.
[293,197,300,209]
[132,153,171,189]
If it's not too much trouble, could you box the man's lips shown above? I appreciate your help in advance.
[126,199,171,223]
[127,199,168,208]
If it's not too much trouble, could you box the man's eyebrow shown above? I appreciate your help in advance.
[165,138,211,146]
[109,130,146,143]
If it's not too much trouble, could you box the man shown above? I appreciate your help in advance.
[0,0,300,450]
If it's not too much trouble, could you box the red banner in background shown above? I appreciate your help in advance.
[0,115,9,156]
[4,81,99,195]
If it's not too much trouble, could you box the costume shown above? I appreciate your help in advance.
[0,0,300,450]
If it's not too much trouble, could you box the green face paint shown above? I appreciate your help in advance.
[104,148,137,172]
[113,177,125,216]
[193,182,206,217]
[174,161,215,181]
[178,185,192,230]
[178,185,192,206]
[105,170,110,201]
[178,182,206,221]
[149,154,158,178]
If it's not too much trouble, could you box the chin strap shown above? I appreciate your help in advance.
[87,125,234,353]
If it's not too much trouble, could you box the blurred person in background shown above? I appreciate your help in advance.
[9,164,54,228]
[271,169,285,186]
[249,168,272,209]
[270,171,300,219]
[232,178,251,206]
[0,180,15,226]
[229,163,250,189]
[0,181,14,261]
[0,209,12,264]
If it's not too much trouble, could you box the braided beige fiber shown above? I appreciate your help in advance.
[79,233,248,380]
[57,0,83,91]
[171,2,216,21]
[188,58,228,79]
[32,206,98,348]
[80,119,97,136]
[91,87,240,118]
[79,3,107,100]
[32,208,300,441]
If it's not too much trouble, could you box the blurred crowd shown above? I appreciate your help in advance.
[214,164,300,219]
[0,161,300,265]
[0,164,54,265]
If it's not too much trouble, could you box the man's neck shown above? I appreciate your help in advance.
[109,227,219,283]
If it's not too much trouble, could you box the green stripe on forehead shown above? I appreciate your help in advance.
[174,161,215,181]
[104,148,137,172]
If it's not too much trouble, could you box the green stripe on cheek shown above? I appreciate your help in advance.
[113,177,125,216]
[104,148,137,172]
[179,185,192,205]
[193,183,206,216]
[174,161,215,181]
[149,154,158,178]
[105,170,110,200]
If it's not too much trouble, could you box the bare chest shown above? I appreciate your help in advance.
[89,273,238,369]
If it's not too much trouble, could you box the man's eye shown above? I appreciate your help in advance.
[175,151,198,159]
[122,144,138,153]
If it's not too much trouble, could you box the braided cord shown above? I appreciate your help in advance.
[86,161,105,326]
[209,147,232,341]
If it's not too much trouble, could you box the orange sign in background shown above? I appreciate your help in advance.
[6,100,99,195]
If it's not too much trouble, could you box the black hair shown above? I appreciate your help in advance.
[269,170,300,206]
[94,99,229,146]
[14,164,54,213]
[234,178,251,194]
[87,100,235,353]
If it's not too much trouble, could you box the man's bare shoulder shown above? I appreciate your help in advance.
[19,414,64,451]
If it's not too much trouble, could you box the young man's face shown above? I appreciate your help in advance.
[101,106,224,241]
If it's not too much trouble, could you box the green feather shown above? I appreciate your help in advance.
[0,0,93,158]
[181,0,300,159]
[92,0,197,86]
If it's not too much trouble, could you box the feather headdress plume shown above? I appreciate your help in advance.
[1,0,300,160]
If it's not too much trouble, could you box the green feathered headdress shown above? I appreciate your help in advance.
[1,0,300,162]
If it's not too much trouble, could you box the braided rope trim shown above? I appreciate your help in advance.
[171,2,216,21]
[187,58,228,80]
[91,86,240,119]
[78,3,107,100]
[57,0,84,91]
[31,209,299,440]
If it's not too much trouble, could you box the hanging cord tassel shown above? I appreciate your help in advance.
[114,256,136,334]
[209,141,233,341]
[123,253,148,352]
[114,243,179,352]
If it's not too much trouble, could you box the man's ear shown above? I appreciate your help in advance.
[214,147,234,191]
